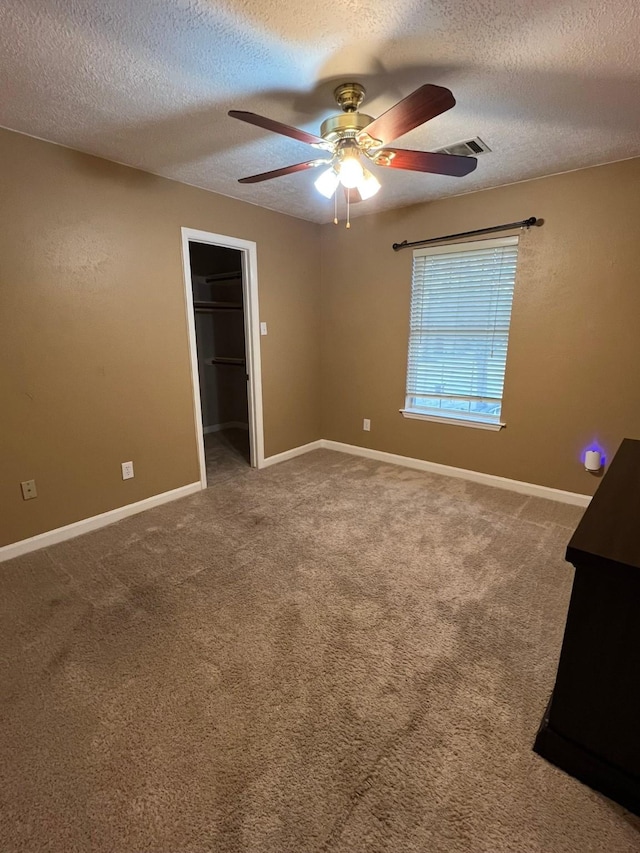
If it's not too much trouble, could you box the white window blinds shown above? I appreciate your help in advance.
[404,236,519,427]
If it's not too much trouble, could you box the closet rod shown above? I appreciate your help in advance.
[194,301,243,312]
[392,216,540,252]
[206,357,246,366]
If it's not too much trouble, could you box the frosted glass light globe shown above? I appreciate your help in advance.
[356,169,381,199]
[339,157,364,189]
[314,168,339,199]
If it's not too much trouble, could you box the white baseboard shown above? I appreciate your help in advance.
[1,438,590,563]
[260,438,590,505]
[203,421,249,435]
[320,440,591,507]
[0,482,202,563]
[261,440,323,468]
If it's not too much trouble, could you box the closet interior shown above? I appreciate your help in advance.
[189,241,250,467]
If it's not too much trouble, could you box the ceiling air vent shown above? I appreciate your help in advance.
[433,137,491,157]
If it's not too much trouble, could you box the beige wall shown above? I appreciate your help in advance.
[0,129,321,547]
[3,125,639,548]
[320,158,640,495]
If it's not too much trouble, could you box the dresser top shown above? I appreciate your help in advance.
[567,438,640,570]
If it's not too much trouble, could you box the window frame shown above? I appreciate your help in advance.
[400,235,520,431]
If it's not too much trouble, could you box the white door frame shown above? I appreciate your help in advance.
[180,227,265,486]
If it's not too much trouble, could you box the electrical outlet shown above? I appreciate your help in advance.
[20,479,38,500]
[121,461,134,480]
[363,418,371,431]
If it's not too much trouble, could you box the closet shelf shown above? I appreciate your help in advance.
[205,357,246,366]
[194,301,243,311]
[204,271,242,283]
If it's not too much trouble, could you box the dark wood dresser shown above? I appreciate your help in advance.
[534,438,640,815]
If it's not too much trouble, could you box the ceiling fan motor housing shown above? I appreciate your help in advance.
[320,112,374,145]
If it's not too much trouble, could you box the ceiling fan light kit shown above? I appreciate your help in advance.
[230,81,478,227]
[356,169,381,200]
[314,167,340,198]
[336,153,364,189]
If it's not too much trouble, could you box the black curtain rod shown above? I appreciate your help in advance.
[392,217,540,252]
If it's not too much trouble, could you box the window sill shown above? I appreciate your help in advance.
[400,409,506,431]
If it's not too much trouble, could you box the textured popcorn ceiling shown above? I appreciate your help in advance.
[1,0,639,223]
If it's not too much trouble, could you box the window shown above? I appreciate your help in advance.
[402,236,519,430]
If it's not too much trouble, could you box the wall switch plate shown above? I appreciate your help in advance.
[260,322,268,335]
[20,479,37,500]
[363,418,371,431]
[121,461,134,480]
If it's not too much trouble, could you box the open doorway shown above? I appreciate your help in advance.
[181,228,264,487]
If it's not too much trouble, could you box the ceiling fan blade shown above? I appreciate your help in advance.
[374,148,477,177]
[229,110,327,147]
[237,160,328,183]
[359,85,456,146]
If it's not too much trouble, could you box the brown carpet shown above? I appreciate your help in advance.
[1,435,639,852]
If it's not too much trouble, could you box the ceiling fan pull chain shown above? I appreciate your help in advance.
[346,192,351,229]
[334,189,338,225]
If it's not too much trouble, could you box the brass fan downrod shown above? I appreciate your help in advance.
[333,82,366,113]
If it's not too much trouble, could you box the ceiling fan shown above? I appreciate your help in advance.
[229,83,478,207]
